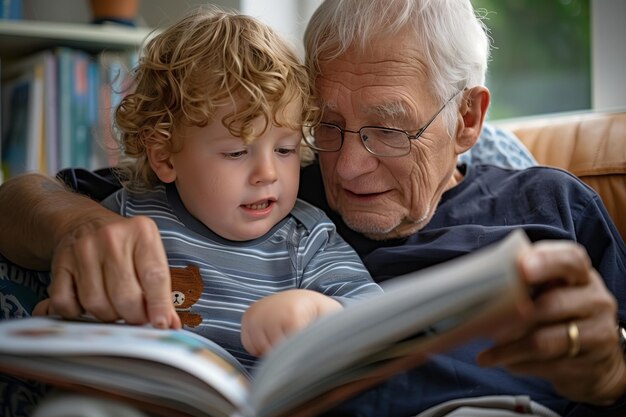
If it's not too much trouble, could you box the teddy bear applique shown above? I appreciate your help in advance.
[170,265,204,328]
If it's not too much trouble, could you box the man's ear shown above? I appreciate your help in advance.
[147,146,176,183]
[454,86,490,155]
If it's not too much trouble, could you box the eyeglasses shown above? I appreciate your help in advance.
[303,90,464,157]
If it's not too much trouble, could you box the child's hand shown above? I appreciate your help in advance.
[241,289,342,357]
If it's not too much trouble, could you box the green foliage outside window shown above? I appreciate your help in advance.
[471,0,591,120]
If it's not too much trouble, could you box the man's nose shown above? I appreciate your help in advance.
[335,130,378,180]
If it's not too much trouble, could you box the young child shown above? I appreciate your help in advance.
[94,6,381,371]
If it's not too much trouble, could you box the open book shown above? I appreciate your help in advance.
[0,230,532,417]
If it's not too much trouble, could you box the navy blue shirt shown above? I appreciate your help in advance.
[298,163,626,417]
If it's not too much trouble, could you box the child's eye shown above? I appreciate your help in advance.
[276,147,297,156]
[223,150,247,159]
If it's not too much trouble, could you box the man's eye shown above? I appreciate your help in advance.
[380,128,397,135]
[223,150,247,159]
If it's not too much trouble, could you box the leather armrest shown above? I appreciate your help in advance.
[497,110,626,243]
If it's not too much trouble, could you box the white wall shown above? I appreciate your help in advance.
[240,0,321,56]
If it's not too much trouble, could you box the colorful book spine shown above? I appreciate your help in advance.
[55,47,73,170]
[70,50,91,168]
[0,0,22,19]
[43,51,58,175]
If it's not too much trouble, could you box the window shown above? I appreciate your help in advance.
[472,0,591,120]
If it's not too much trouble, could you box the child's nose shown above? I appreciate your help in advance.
[250,155,278,184]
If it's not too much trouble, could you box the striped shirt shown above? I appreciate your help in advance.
[102,183,382,371]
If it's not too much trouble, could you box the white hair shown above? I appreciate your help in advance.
[304,0,491,130]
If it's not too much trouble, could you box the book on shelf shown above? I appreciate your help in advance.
[55,46,74,171]
[68,49,94,168]
[1,75,30,178]
[0,0,21,19]
[0,230,533,417]
[42,49,58,175]
[0,51,46,177]
[0,47,136,179]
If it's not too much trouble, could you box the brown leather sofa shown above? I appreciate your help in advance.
[497,109,626,243]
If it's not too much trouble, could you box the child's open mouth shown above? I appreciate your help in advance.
[242,199,275,211]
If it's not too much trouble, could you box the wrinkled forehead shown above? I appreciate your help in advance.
[317,32,430,89]
[315,34,433,121]
[321,32,425,72]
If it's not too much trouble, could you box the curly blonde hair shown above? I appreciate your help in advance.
[115,5,318,190]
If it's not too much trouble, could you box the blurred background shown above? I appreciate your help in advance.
[1,0,624,181]
[13,0,626,120]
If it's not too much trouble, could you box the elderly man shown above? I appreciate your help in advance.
[1,0,625,416]
[297,1,626,416]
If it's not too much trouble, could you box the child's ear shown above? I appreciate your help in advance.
[147,146,176,183]
[454,86,490,155]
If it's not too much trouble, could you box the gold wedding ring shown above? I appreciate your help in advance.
[567,321,581,358]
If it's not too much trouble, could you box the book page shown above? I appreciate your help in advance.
[0,317,252,416]
[250,230,532,417]
[1,355,237,417]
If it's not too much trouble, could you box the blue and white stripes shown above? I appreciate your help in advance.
[102,184,382,371]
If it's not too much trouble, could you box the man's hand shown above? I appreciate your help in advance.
[44,214,181,329]
[241,289,342,357]
[477,240,626,405]
[0,173,179,328]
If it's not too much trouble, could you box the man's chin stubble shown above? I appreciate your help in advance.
[342,206,431,241]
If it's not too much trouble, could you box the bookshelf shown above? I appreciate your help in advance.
[0,19,152,61]
[0,19,153,183]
